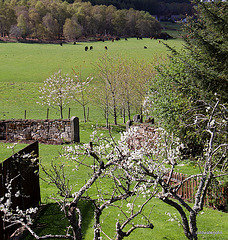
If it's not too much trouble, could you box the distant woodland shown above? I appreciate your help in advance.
[0,0,163,40]
[79,0,193,16]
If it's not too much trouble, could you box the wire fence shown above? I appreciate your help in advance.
[0,105,104,123]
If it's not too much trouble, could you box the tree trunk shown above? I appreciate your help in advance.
[127,100,131,121]
[189,211,198,240]
[116,221,125,240]
[111,91,117,125]
[60,105,63,119]
[113,102,117,125]
[87,107,89,122]
[94,208,101,240]
[105,107,109,129]
[83,105,86,123]
[68,206,82,240]
[123,107,126,123]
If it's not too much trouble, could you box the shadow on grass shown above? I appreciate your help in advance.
[23,200,94,239]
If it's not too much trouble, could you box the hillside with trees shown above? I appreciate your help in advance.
[79,0,193,18]
[0,0,162,41]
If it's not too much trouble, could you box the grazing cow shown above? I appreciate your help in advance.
[85,46,88,51]
[112,39,114,42]
[158,40,161,43]
[115,37,120,41]
[139,37,143,40]
[74,42,76,45]
[105,46,108,50]
[60,42,63,46]
[90,46,93,50]
[144,46,147,49]
[125,38,128,41]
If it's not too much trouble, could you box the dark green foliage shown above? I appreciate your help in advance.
[81,0,193,16]
[149,0,228,157]
[183,0,228,102]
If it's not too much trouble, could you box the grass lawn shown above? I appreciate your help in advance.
[23,197,228,240]
[1,140,227,240]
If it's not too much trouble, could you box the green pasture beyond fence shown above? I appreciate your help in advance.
[0,38,184,122]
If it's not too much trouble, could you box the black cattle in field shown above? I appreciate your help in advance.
[60,42,63,46]
[74,42,76,45]
[144,46,147,49]
[85,46,88,51]
[90,46,93,50]
[125,38,128,41]
[105,46,108,50]
[115,37,120,41]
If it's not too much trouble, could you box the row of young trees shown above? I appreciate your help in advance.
[0,0,161,40]
[38,54,161,125]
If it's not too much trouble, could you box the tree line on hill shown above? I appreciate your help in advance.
[78,0,193,17]
[0,0,162,41]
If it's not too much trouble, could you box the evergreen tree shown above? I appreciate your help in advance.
[149,0,228,157]
[183,0,228,102]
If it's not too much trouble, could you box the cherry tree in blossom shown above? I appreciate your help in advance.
[38,70,79,119]
[1,101,227,240]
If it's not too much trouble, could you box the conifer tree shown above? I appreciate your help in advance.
[149,0,228,156]
[183,0,228,102]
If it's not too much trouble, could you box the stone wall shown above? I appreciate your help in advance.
[127,124,158,150]
[0,117,79,144]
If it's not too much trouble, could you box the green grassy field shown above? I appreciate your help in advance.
[0,38,183,120]
[161,21,184,39]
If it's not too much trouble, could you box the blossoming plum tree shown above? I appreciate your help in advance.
[1,102,227,240]
[38,70,79,119]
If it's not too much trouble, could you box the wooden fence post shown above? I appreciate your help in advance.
[71,116,80,143]
[46,108,49,119]
[68,108,71,119]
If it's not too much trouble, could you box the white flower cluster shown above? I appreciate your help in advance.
[165,212,182,226]
[0,179,38,227]
[62,124,184,214]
